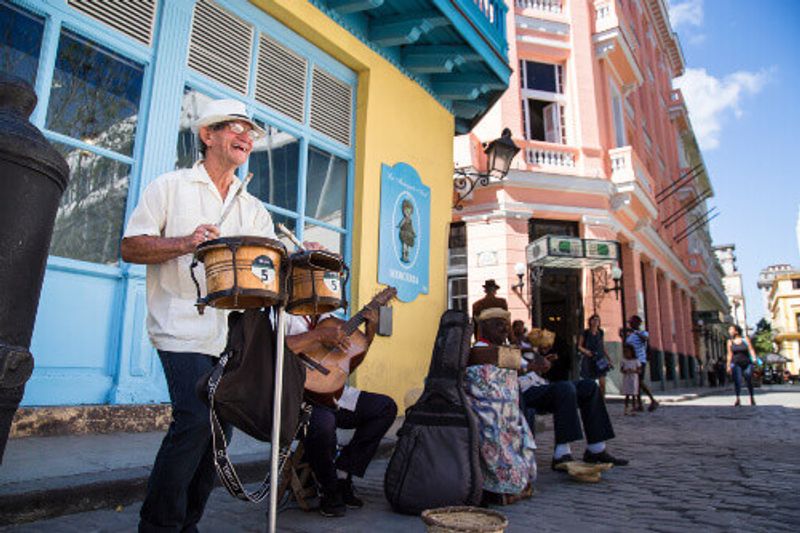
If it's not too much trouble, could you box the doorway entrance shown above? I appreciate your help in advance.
[528,219,582,381]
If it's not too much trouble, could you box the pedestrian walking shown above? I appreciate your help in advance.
[622,316,659,412]
[726,325,756,406]
[620,347,641,415]
[578,314,612,398]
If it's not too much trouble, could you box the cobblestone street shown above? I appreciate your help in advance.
[4,386,800,532]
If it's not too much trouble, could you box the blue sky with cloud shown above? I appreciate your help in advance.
[668,0,800,324]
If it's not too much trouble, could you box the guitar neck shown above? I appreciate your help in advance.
[342,310,368,336]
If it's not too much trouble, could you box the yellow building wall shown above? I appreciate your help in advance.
[252,1,455,408]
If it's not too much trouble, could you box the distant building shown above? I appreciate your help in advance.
[758,265,798,319]
[767,272,800,374]
[714,244,748,333]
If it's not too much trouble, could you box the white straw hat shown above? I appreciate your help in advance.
[191,98,265,136]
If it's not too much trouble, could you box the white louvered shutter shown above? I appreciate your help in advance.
[67,0,157,46]
[310,67,352,147]
[255,37,307,124]
[188,0,253,95]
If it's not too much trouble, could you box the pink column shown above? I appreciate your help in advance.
[642,261,663,351]
[620,243,643,329]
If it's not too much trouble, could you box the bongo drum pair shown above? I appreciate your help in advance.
[190,236,348,315]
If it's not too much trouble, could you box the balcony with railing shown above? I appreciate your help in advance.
[311,0,512,133]
[523,140,580,172]
[609,146,658,221]
[592,0,643,88]
[516,0,564,14]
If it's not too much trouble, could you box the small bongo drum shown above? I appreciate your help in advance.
[191,236,287,314]
[287,250,348,315]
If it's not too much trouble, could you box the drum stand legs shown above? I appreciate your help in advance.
[269,306,286,533]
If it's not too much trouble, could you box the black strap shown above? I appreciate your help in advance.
[206,352,313,503]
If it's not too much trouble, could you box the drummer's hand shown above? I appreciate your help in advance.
[186,224,220,251]
[316,325,351,352]
[303,241,326,251]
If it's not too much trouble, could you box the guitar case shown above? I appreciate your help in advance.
[384,310,483,514]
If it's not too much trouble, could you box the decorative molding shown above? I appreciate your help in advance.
[515,14,570,36]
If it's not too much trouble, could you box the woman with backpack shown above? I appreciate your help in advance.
[579,314,612,398]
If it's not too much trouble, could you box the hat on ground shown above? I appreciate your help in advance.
[482,279,500,291]
[192,98,266,137]
[477,307,511,322]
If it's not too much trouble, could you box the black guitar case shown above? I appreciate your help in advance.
[384,310,483,514]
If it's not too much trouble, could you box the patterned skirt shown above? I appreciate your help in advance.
[464,364,537,494]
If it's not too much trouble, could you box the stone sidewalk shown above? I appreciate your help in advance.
[3,385,799,532]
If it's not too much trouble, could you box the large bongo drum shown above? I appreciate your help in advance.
[191,236,287,314]
[287,250,348,315]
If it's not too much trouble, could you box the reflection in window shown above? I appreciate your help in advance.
[303,223,343,255]
[50,142,131,265]
[305,146,346,227]
[0,1,44,86]
[249,123,299,211]
[176,87,214,169]
[46,31,143,156]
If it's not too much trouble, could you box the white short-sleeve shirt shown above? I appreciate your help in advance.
[123,161,276,356]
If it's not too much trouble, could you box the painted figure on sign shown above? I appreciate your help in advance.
[398,198,416,263]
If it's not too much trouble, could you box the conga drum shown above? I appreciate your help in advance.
[191,236,287,314]
[287,250,347,315]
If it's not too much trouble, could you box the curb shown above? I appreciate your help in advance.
[1,439,397,526]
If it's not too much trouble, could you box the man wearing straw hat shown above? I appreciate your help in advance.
[121,99,277,532]
[520,328,628,470]
[471,279,507,340]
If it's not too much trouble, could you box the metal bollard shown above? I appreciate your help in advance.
[0,73,69,462]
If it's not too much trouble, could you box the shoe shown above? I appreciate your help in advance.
[551,454,574,471]
[734,398,740,407]
[318,488,346,518]
[636,403,645,412]
[583,449,629,466]
[648,400,659,412]
[337,478,364,509]
[750,396,756,406]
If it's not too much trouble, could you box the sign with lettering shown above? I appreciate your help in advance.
[378,163,430,302]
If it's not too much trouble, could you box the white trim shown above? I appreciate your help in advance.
[515,14,570,36]
[505,169,612,193]
[517,34,571,50]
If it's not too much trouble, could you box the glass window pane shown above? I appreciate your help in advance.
[525,61,557,93]
[176,87,214,169]
[305,146,347,228]
[302,223,344,255]
[46,31,144,156]
[0,1,44,86]
[249,122,300,211]
[50,142,131,265]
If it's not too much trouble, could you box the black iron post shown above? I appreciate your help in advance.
[0,74,69,462]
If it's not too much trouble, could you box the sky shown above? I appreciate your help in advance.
[668,0,800,325]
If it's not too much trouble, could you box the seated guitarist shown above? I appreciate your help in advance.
[285,308,397,518]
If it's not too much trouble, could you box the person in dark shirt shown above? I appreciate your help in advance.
[472,279,508,340]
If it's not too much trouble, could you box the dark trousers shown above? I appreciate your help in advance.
[732,363,754,398]
[521,379,615,445]
[303,391,397,492]
[139,351,231,533]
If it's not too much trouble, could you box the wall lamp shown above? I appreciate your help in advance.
[512,262,526,293]
[453,128,520,210]
[604,265,623,299]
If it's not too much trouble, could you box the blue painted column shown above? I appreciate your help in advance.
[109,0,197,403]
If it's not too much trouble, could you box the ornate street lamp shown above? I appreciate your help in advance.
[604,265,623,298]
[512,262,526,293]
[453,128,520,210]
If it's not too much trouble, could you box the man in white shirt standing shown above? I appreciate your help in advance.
[121,99,275,532]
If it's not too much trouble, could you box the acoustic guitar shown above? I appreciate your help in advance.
[297,287,397,406]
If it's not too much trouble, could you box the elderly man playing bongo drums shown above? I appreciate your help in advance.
[121,99,277,532]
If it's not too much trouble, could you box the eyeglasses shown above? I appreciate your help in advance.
[213,121,264,141]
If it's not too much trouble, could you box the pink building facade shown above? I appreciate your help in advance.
[450,0,729,389]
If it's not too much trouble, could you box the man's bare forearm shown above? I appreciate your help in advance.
[121,235,192,265]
